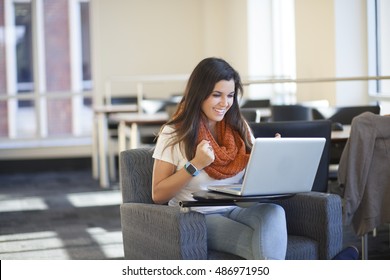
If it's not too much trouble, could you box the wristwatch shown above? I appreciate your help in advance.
[184,162,199,177]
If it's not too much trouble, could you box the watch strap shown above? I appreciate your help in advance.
[184,162,199,176]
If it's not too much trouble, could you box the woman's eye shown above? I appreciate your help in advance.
[210,92,234,98]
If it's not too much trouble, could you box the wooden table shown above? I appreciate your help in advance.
[106,112,168,189]
[109,112,168,152]
[331,125,351,142]
[93,104,138,188]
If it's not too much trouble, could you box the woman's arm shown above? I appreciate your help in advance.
[152,139,214,204]
[152,159,193,204]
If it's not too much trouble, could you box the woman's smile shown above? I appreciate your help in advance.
[202,79,235,124]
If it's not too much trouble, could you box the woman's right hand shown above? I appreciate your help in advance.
[152,140,215,204]
[191,140,215,170]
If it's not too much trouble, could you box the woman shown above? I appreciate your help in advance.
[152,57,287,259]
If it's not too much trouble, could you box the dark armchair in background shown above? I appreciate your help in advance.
[240,98,270,109]
[249,120,332,193]
[240,99,271,122]
[119,148,343,260]
[270,105,313,122]
[328,105,380,125]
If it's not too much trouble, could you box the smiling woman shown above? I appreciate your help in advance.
[150,57,288,260]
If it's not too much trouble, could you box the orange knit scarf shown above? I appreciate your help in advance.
[197,118,250,179]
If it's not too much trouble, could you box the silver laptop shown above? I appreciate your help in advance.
[207,137,325,196]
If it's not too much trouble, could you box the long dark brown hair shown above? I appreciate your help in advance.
[160,57,252,160]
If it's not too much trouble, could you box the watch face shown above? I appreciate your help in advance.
[186,163,197,175]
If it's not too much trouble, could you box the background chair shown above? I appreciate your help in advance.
[337,112,390,259]
[249,120,332,193]
[165,103,179,119]
[240,98,271,122]
[299,99,330,121]
[328,105,380,125]
[327,105,381,181]
[270,105,313,122]
[240,98,270,109]
[137,97,172,144]
[241,108,260,123]
[120,148,343,260]
[104,95,174,181]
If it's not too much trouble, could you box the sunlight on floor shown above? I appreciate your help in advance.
[0,231,70,260]
[66,190,121,207]
[0,228,124,260]
[86,227,124,259]
[0,197,48,212]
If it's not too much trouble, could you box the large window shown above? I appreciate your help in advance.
[80,1,92,92]
[1,0,92,141]
[368,0,390,96]
[6,0,36,138]
[14,2,34,96]
[247,0,296,103]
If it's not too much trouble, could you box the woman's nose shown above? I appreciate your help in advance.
[220,96,228,106]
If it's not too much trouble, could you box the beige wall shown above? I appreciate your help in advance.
[295,0,371,106]
[91,0,202,101]
[201,0,249,76]
[91,0,250,103]
[91,0,372,106]
[334,0,369,106]
[295,0,337,105]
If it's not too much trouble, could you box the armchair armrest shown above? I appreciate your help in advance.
[274,192,343,259]
[120,203,208,259]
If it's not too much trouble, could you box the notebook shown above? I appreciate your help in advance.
[207,137,325,196]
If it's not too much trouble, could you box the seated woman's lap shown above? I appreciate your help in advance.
[205,203,287,260]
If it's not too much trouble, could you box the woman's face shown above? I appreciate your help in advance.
[201,79,235,126]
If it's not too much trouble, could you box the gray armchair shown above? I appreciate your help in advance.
[120,148,343,260]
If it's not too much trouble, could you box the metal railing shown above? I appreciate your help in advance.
[243,75,390,85]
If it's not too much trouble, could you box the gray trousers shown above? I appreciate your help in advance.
[205,203,287,259]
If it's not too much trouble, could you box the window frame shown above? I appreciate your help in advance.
[2,0,92,140]
[367,0,390,98]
